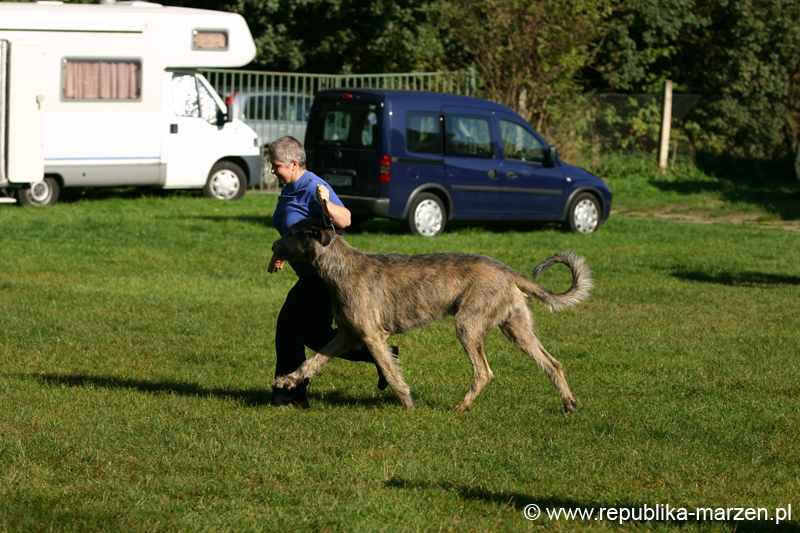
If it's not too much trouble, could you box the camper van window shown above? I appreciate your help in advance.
[62,59,141,100]
[193,30,228,50]
[171,73,220,125]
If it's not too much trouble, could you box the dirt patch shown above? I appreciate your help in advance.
[612,210,800,231]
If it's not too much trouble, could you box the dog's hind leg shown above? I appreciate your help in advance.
[499,307,577,413]
[363,335,415,410]
[452,315,495,413]
[272,331,360,390]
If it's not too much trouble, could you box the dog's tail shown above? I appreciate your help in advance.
[516,250,593,312]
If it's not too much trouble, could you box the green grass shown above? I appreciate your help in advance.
[1,185,799,532]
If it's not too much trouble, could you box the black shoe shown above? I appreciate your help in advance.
[377,346,399,391]
[272,387,310,409]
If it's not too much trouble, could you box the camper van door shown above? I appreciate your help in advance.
[164,71,227,187]
[6,41,45,185]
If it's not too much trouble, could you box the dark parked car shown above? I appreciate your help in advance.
[305,89,612,235]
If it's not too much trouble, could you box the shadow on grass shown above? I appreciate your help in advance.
[671,271,800,288]
[20,372,273,407]
[350,218,562,235]
[386,477,800,532]
[653,153,800,220]
[194,214,562,235]
[18,372,391,409]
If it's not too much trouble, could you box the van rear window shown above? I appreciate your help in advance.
[406,111,442,155]
[445,114,493,158]
[307,100,378,149]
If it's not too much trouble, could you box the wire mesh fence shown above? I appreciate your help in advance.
[588,93,702,165]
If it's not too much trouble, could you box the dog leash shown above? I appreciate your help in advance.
[320,199,338,252]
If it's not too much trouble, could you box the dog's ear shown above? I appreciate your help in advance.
[302,226,333,247]
[318,228,334,247]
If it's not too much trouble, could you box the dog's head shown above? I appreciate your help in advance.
[272,218,343,262]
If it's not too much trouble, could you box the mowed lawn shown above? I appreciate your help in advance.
[0,180,798,532]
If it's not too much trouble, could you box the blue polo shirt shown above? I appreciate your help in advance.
[272,170,345,277]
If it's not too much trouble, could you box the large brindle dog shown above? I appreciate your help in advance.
[271,218,593,413]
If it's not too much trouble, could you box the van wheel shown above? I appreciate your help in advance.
[17,177,60,206]
[565,193,600,233]
[406,193,446,236]
[204,161,246,200]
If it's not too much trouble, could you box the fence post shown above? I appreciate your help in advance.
[658,79,673,172]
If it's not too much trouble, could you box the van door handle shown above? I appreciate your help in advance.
[487,169,498,180]
[170,124,178,134]
[506,171,518,180]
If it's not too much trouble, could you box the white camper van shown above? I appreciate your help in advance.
[0,1,261,206]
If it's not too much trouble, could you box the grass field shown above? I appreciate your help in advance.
[1,167,799,532]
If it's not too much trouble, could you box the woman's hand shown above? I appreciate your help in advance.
[315,184,352,228]
[268,254,285,273]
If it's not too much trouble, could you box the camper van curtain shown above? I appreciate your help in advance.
[62,60,141,100]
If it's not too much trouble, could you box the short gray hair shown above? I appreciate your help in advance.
[268,136,306,168]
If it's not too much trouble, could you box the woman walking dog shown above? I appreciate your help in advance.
[267,136,396,408]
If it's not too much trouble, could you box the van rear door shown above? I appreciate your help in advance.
[305,94,382,199]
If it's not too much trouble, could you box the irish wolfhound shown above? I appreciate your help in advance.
[271,218,593,413]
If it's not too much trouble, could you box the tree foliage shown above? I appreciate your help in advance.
[597,0,800,158]
[223,0,453,74]
[438,0,615,139]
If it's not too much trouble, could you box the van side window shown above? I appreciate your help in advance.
[445,114,493,158]
[171,73,220,125]
[62,59,141,100]
[500,120,545,162]
[406,111,442,155]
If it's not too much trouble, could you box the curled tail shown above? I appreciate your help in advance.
[516,250,593,312]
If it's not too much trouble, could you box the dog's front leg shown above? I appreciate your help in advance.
[364,337,415,410]
[272,332,358,389]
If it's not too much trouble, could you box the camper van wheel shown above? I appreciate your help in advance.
[204,161,246,201]
[406,192,446,236]
[16,178,60,207]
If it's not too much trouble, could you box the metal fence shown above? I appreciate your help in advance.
[201,68,477,190]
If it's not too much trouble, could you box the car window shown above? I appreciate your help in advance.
[406,111,442,155]
[243,95,310,121]
[445,114,493,158]
[307,100,379,149]
[500,120,545,162]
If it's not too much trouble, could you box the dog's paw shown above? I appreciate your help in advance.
[564,397,578,413]
[272,376,298,390]
[452,400,471,413]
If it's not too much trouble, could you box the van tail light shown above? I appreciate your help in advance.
[380,155,391,183]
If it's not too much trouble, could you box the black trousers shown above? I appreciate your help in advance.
[275,275,374,399]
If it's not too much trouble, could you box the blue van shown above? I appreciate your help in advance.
[304,89,612,236]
